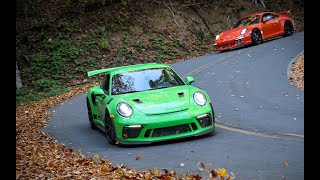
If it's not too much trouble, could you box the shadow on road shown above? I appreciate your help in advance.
[94,128,217,148]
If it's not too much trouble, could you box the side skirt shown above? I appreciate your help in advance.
[96,124,105,132]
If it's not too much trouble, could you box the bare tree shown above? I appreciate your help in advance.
[252,0,266,8]
[16,62,23,89]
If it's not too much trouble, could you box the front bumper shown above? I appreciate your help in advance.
[113,103,215,144]
[214,34,252,51]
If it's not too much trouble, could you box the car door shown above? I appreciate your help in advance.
[269,13,283,36]
[260,13,275,39]
[95,74,112,126]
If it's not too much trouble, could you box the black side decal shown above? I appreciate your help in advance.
[91,92,97,106]
[107,98,114,105]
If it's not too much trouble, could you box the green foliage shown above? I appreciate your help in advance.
[121,0,128,6]
[31,18,48,29]
[133,40,146,52]
[152,36,168,63]
[152,36,165,49]
[171,38,180,48]
[194,30,212,51]
[157,54,166,63]
[23,37,83,81]
[75,58,98,73]
[116,47,135,59]
[57,18,76,32]
[104,11,129,28]
[33,78,62,92]
[99,37,111,50]
[122,34,129,46]
[54,0,73,6]
[16,79,69,103]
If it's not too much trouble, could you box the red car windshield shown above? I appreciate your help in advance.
[233,15,260,28]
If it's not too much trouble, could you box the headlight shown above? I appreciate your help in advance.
[240,28,248,35]
[193,92,207,106]
[116,102,133,117]
[215,35,220,40]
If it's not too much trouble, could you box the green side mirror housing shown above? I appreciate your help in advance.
[185,76,195,85]
[94,89,105,97]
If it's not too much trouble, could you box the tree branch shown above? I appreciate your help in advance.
[153,31,191,53]
[190,6,212,34]
[164,0,178,26]
[259,0,266,8]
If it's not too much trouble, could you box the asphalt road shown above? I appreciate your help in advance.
[42,32,304,179]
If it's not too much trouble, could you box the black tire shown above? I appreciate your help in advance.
[284,21,294,36]
[87,97,97,130]
[251,29,263,45]
[105,113,116,145]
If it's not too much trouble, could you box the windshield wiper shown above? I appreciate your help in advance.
[114,90,141,95]
[151,86,169,90]
[125,90,141,94]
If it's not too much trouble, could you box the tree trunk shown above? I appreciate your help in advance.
[16,62,23,89]
[259,0,266,8]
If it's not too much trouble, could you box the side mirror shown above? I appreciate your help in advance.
[185,76,195,85]
[94,89,105,98]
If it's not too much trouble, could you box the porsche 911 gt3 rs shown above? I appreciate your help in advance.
[86,63,215,145]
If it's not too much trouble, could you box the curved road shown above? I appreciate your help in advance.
[42,32,304,179]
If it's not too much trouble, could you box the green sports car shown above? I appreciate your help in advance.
[86,63,215,145]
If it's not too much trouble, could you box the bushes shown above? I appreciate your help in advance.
[16,78,69,104]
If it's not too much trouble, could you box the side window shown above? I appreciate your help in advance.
[262,13,274,21]
[271,13,279,19]
[101,74,110,94]
[251,15,260,24]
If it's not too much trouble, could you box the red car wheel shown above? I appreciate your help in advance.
[251,29,263,45]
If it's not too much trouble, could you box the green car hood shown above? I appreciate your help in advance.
[115,86,191,115]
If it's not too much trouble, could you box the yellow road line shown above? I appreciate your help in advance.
[184,49,304,142]
[285,133,304,138]
[183,50,247,79]
[216,124,304,141]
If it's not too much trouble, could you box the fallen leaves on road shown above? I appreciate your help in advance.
[289,53,304,91]
[135,155,141,160]
[16,81,234,179]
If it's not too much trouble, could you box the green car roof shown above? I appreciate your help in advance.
[87,63,170,77]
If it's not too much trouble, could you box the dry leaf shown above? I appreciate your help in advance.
[284,161,289,166]
[154,168,159,175]
[219,168,227,177]
[135,155,140,160]
[210,170,218,178]
[71,151,77,156]
[200,162,206,169]
[162,168,168,174]
[180,163,185,167]
[101,165,108,172]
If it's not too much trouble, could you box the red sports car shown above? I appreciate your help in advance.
[213,11,295,51]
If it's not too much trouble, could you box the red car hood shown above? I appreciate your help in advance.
[219,26,245,39]
[219,26,250,40]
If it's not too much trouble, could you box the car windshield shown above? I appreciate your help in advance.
[111,68,185,95]
[233,15,260,28]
